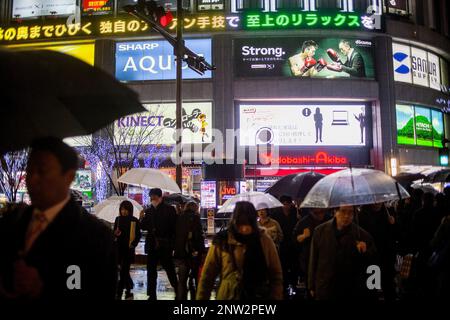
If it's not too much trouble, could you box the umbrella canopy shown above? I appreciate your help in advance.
[118,168,181,194]
[265,171,325,200]
[218,192,283,213]
[393,172,426,188]
[93,196,143,223]
[0,49,146,153]
[423,169,450,183]
[164,193,200,206]
[300,168,410,208]
[411,183,439,195]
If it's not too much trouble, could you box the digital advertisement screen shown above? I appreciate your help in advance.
[234,37,375,79]
[114,102,213,145]
[82,0,113,15]
[238,103,368,146]
[115,39,212,81]
[12,0,76,18]
[201,181,216,208]
[8,42,96,66]
[396,104,444,148]
[71,170,93,199]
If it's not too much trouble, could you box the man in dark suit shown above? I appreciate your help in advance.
[0,137,117,300]
[331,40,367,78]
[140,188,178,300]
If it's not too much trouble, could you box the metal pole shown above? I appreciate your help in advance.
[175,0,183,190]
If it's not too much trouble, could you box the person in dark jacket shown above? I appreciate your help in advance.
[308,205,377,300]
[174,201,205,300]
[293,208,330,292]
[0,137,117,300]
[430,215,450,299]
[359,203,396,301]
[271,195,299,296]
[411,192,443,297]
[140,188,178,300]
[114,200,141,300]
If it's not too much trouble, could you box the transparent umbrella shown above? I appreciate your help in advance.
[218,192,283,213]
[300,168,410,208]
[118,168,181,194]
[93,196,143,223]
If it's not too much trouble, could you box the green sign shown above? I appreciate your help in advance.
[396,104,444,148]
[243,11,379,30]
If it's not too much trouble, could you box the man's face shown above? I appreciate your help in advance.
[335,205,354,227]
[26,151,75,210]
[305,46,316,58]
[312,208,326,220]
[150,194,161,204]
[339,43,350,55]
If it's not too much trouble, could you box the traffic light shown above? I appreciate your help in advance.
[439,147,449,166]
[127,0,173,27]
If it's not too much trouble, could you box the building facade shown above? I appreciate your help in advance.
[1,0,450,208]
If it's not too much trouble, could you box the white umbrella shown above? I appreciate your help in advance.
[93,196,143,223]
[300,168,410,208]
[118,168,181,194]
[218,192,283,213]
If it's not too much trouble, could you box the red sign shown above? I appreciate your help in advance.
[83,0,112,13]
[259,151,349,166]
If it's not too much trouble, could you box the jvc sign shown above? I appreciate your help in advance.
[115,39,212,81]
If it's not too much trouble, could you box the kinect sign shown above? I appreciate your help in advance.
[115,39,212,81]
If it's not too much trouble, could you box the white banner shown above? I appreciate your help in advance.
[428,52,441,91]
[411,47,429,87]
[12,0,76,18]
[239,103,367,146]
[393,43,412,84]
[114,102,213,145]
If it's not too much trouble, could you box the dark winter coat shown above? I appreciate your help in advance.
[308,219,377,300]
[140,202,177,253]
[174,210,205,259]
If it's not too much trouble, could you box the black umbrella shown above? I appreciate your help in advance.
[423,169,450,183]
[164,193,200,206]
[265,171,325,200]
[393,172,426,188]
[0,49,146,153]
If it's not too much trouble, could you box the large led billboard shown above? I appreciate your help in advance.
[396,104,444,148]
[238,103,368,147]
[115,39,212,81]
[234,37,375,79]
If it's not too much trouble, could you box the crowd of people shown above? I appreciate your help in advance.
[0,137,449,301]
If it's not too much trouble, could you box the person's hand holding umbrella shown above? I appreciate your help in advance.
[297,228,311,243]
[356,241,367,254]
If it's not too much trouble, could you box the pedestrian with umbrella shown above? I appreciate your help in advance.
[140,188,178,300]
[308,205,377,300]
[257,203,284,249]
[113,200,141,300]
[302,168,410,300]
[197,201,283,300]
[293,207,330,298]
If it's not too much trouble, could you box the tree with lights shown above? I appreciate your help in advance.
[0,149,28,203]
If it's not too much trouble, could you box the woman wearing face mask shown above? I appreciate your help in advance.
[114,200,141,300]
[196,201,283,300]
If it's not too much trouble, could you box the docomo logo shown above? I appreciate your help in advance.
[355,40,372,46]
[260,151,349,165]
[241,46,285,58]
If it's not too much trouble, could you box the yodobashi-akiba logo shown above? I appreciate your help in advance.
[355,40,372,47]
[241,46,286,58]
[412,55,438,80]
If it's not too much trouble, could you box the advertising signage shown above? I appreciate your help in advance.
[12,0,76,19]
[8,41,95,65]
[115,39,212,81]
[392,42,449,93]
[238,103,369,147]
[396,104,444,148]
[234,37,375,79]
[82,0,113,15]
[114,102,212,145]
